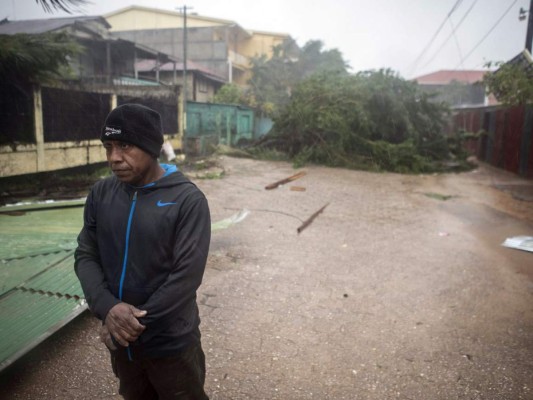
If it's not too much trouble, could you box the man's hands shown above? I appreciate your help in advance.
[99,324,117,350]
[104,302,147,347]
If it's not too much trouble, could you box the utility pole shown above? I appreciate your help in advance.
[182,5,190,139]
[526,0,533,52]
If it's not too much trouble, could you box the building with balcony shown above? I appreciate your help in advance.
[104,5,296,87]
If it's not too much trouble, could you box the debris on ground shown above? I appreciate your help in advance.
[211,209,250,232]
[181,157,226,180]
[265,171,306,190]
[214,144,252,158]
[502,236,533,253]
[297,203,329,234]
[290,186,306,192]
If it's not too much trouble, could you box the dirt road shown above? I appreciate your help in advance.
[1,156,532,399]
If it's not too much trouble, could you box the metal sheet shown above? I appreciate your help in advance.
[0,290,86,372]
[0,201,87,372]
[0,204,83,259]
[21,253,85,298]
[0,251,74,296]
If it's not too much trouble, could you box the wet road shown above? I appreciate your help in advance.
[1,157,532,399]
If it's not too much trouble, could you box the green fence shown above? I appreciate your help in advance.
[185,101,255,155]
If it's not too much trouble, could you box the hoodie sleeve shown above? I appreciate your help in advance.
[137,191,211,341]
[74,188,121,321]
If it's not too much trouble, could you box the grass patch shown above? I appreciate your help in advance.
[195,171,225,180]
[424,192,454,201]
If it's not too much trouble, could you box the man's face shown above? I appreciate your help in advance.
[103,140,154,186]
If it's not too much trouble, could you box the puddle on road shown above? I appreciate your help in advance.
[441,201,533,280]
[493,183,533,202]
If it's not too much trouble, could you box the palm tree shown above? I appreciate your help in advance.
[0,32,80,85]
[0,1,86,85]
[36,0,88,13]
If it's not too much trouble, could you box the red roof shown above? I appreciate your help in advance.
[413,70,487,85]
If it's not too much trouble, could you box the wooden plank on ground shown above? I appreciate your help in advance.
[265,171,306,190]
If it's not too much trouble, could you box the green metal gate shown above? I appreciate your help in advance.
[185,101,255,155]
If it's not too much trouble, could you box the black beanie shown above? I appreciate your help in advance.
[101,104,164,157]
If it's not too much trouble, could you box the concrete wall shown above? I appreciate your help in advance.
[239,32,287,60]
[116,27,230,80]
[0,140,106,178]
[1,83,182,178]
[0,134,182,178]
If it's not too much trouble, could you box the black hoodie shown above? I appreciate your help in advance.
[75,164,211,359]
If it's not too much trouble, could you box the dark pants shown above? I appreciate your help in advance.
[111,344,209,400]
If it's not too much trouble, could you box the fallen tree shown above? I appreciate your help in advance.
[252,69,468,173]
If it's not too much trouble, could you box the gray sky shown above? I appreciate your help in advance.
[2,0,528,78]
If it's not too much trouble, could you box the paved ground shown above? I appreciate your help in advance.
[1,156,532,400]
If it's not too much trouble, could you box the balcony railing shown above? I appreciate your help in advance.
[228,51,249,68]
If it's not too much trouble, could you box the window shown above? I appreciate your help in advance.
[198,77,208,93]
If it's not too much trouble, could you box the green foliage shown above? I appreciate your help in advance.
[247,39,349,116]
[366,140,435,173]
[483,61,533,106]
[297,40,349,78]
[213,83,245,105]
[36,0,88,13]
[255,70,455,173]
[0,32,81,85]
[247,53,293,115]
[0,0,86,86]
[424,192,454,201]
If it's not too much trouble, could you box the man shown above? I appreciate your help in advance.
[75,103,211,400]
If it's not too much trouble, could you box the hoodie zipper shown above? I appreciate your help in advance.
[118,190,138,361]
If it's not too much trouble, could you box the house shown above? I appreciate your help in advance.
[135,59,226,102]
[486,49,533,104]
[505,48,533,70]
[413,70,498,108]
[0,16,178,85]
[103,5,296,86]
[0,15,223,105]
[0,16,182,177]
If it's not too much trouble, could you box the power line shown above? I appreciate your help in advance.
[407,0,465,77]
[455,0,519,68]
[450,18,466,70]
[421,0,479,70]
[449,16,476,84]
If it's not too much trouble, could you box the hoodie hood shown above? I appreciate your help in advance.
[129,163,191,191]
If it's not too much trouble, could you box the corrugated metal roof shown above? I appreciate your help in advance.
[0,251,74,296]
[0,286,86,371]
[0,201,87,372]
[136,59,227,83]
[0,200,84,259]
[20,252,85,298]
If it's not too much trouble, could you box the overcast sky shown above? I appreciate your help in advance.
[2,0,528,79]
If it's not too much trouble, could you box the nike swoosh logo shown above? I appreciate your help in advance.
[157,200,177,207]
